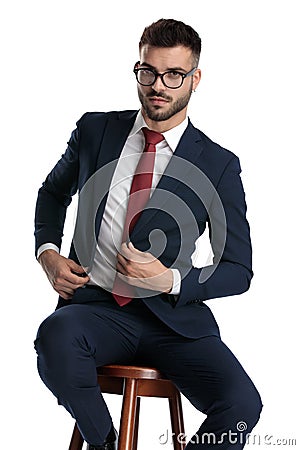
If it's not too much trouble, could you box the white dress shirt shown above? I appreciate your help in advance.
[38,110,188,296]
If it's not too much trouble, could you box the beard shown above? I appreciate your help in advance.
[138,84,193,122]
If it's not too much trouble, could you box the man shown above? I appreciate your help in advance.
[34,19,262,450]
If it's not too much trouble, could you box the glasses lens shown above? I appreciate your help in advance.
[136,69,156,86]
[162,72,183,88]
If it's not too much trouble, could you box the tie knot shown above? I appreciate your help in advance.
[142,127,164,146]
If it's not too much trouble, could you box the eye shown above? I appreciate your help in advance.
[167,71,182,79]
[139,68,154,75]
[137,68,155,83]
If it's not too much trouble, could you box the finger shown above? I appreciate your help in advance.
[117,252,129,267]
[120,242,132,258]
[68,259,87,274]
[117,272,136,285]
[60,292,73,300]
[53,280,77,293]
[71,270,89,279]
[116,261,127,275]
[124,241,145,258]
[120,243,145,263]
[55,288,74,300]
[51,263,86,286]
[54,266,89,287]
[53,272,87,289]
[63,270,90,285]
[127,241,142,253]
[68,260,89,281]
[126,242,154,262]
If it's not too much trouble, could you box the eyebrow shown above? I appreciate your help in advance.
[139,62,187,72]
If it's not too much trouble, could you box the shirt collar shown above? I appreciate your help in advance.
[129,110,188,153]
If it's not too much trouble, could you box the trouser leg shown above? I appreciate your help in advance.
[34,302,141,445]
[136,332,263,450]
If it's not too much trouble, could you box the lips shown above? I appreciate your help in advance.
[149,97,169,106]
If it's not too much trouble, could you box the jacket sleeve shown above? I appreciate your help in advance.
[175,155,253,307]
[34,114,87,256]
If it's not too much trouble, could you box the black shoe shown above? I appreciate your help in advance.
[86,426,118,450]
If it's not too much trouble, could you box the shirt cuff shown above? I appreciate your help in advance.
[37,243,60,260]
[169,269,181,295]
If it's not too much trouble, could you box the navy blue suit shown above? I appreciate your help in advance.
[35,110,253,337]
[34,111,262,447]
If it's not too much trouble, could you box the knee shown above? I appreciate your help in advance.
[35,308,76,356]
[247,388,263,425]
[34,307,89,378]
[34,307,87,393]
[230,384,263,430]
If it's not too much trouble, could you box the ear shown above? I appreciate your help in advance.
[192,68,201,91]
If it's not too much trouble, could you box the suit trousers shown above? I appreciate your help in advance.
[34,288,262,448]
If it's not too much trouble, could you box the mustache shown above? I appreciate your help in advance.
[146,90,172,101]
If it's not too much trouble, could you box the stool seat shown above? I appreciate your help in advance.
[98,364,165,380]
[69,364,185,450]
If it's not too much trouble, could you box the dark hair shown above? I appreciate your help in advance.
[139,19,201,66]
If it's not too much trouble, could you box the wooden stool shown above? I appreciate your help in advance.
[69,364,185,450]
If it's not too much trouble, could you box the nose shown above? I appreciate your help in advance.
[152,75,166,92]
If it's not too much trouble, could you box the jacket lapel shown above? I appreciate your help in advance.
[93,111,138,237]
[130,121,204,240]
[95,110,138,172]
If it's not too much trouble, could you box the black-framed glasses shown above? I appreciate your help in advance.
[133,62,197,89]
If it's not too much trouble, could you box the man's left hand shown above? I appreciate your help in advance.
[116,241,173,293]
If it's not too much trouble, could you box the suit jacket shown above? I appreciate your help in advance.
[34,110,253,338]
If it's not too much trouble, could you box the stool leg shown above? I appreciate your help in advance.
[69,423,84,450]
[168,390,185,450]
[118,378,138,450]
[132,396,140,450]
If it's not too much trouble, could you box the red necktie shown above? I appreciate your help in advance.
[112,127,164,306]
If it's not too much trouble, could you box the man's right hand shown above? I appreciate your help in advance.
[38,249,90,300]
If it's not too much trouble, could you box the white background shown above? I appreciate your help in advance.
[1,0,299,448]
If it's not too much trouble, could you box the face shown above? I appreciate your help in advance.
[137,45,201,128]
